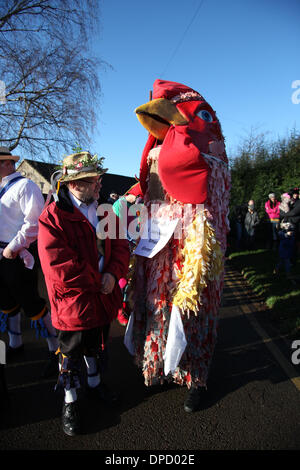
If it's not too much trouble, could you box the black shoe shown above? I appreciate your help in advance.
[62,401,81,436]
[41,351,59,379]
[6,344,24,362]
[86,382,119,406]
[183,387,202,413]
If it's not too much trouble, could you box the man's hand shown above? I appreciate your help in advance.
[100,273,116,295]
[2,246,18,259]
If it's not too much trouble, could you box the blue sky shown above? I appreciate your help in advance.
[91,0,299,178]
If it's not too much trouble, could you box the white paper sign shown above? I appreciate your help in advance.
[134,217,179,258]
[164,305,187,375]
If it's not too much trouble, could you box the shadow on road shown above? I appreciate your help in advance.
[0,265,296,438]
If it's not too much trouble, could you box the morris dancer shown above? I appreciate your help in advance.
[38,151,129,436]
[0,146,58,378]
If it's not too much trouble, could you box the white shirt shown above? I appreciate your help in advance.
[68,191,98,229]
[0,172,45,252]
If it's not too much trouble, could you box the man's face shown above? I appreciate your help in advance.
[0,160,15,178]
[69,176,102,203]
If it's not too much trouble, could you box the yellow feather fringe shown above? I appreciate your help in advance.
[172,213,223,314]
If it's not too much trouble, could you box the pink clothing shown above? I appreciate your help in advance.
[265,199,280,220]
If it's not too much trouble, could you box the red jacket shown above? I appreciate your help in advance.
[38,186,130,331]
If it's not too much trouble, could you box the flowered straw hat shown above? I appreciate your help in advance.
[59,151,108,183]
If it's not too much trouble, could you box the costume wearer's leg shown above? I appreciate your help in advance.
[7,311,22,349]
[0,258,23,352]
[0,256,58,353]
[84,356,100,388]
[11,257,58,352]
[37,310,58,352]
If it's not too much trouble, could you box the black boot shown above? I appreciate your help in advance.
[86,382,120,406]
[183,386,203,413]
[62,401,81,436]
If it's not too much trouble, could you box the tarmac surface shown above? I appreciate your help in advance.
[0,262,299,454]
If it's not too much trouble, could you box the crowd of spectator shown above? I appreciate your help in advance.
[232,188,300,278]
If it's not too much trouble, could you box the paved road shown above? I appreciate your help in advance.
[0,263,299,452]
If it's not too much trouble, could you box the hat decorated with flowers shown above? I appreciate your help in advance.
[59,151,108,183]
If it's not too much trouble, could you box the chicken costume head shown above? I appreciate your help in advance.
[135,79,227,204]
[127,79,230,391]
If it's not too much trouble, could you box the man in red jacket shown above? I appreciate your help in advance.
[38,151,130,436]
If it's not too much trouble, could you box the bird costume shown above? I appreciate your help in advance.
[126,80,230,391]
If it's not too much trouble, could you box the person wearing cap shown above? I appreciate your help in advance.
[38,151,130,436]
[265,192,280,249]
[0,146,59,376]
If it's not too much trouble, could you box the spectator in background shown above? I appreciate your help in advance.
[288,187,299,209]
[274,221,295,279]
[265,192,280,250]
[107,192,119,204]
[279,193,291,220]
[283,188,300,264]
[112,183,142,241]
[233,205,246,250]
[244,200,260,249]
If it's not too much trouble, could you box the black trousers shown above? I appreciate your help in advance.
[0,256,46,318]
[57,324,110,359]
[56,325,111,383]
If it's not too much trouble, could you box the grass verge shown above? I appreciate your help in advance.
[228,246,300,337]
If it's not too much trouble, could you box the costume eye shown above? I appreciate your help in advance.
[197,110,213,122]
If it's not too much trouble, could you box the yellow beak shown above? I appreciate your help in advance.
[135,98,188,140]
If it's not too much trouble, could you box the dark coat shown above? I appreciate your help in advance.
[244,210,260,236]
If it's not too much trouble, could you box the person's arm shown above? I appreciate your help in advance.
[5,181,45,257]
[265,201,270,216]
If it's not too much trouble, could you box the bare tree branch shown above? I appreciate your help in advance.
[0,0,106,162]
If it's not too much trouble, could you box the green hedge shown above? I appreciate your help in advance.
[228,248,300,337]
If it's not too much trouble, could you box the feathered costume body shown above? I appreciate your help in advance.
[128,80,230,388]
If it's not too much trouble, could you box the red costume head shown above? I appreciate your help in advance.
[135,79,227,204]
